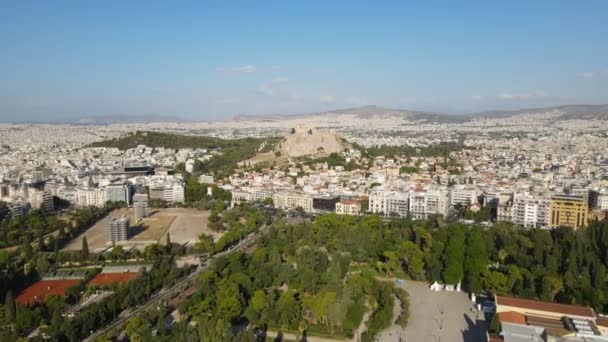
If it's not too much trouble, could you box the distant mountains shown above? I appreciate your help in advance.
[233,104,608,123]
[5,104,608,124]
[6,114,192,125]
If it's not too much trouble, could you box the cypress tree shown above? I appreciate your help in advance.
[81,237,89,260]
[5,291,15,323]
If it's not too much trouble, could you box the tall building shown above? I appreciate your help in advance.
[107,217,130,243]
[550,194,588,229]
[449,186,477,207]
[133,193,148,221]
[369,191,409,217]
[512,192,550,228]
[105,183,132,205]
[409,188,449,220]
[29,189,54,212]
[133,202,146,221]
[76,188,107,207]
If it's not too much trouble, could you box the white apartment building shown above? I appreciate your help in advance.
[369,190,409,217]
[76,188,107,207]
[28,188,54,211]
[590,189,608,210]
[409,188,449,220]
[231,188,273,207]
[198,174,214,184]
[273,191,313,212]
[164,185,185,203]
[335,199,361,216]
[449,186,478,208]
[512,192,550,228]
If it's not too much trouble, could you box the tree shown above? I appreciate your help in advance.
[464,227,488,293]
[5,291,15,323]
[443,226,466,284]
[166,232,171,246]
[216,281,242,321]
[126,316,151,342]
[38,234,45,252]
[541,274,563,301]
[157,305,166,336]
[482,270,509,296]
[81,237,89,261]
[23,239,33,260]
[277,290,300,328]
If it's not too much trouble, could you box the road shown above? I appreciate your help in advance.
[83,226,269,342]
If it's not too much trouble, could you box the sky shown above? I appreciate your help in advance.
[1,0,607,122]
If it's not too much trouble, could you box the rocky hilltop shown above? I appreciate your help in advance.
[277,125,346,158]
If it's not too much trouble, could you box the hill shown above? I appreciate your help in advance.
[87,131,280,178]
[232,104,608,124]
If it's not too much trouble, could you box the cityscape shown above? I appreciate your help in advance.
[1,1,608,342]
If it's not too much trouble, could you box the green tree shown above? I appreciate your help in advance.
[157,305,166,336]
[5,291,15,323]
[277,290,300,328]
[81,237,89,261]
[443,226,466,284]
[126,316,151,342]
[464,227,488,293]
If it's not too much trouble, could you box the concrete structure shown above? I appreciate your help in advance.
[449,186,477,207]
[409,188,449,220]
[198,174,214,184]
[29,188,54,211]
[133,202,146,221]
[494,295,605,341]
[550,194,588,229]
[369,190,409,217]
[76,188,107,207]
[273,191,313,212]
[105,183,132,205]
[107,217,129,244]
[512,192,550,228]
[312,195,340,212]
[230,188,273,207]
[335,199,361,216]
[149,184,185,203]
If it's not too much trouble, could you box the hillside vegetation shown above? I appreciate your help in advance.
[87,131,280,178]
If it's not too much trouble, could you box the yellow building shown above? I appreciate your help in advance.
[549,195,588,229]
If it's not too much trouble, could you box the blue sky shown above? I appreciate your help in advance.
[1,0,607,121]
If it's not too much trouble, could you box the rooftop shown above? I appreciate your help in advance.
[496,295,595,319]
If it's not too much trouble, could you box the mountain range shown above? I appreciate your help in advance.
[233,104,608,124]
[4,104,608,124]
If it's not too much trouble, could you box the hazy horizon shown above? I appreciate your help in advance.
[1,1,607,121]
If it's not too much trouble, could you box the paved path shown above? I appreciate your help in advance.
[377,280,487,342]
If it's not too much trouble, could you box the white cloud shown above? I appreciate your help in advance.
[578,71,595,79]
[499,91,548,100]
[471,94,483,101]
[216,65,257,74]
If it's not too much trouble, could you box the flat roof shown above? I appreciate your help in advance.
[496,296,595,318]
